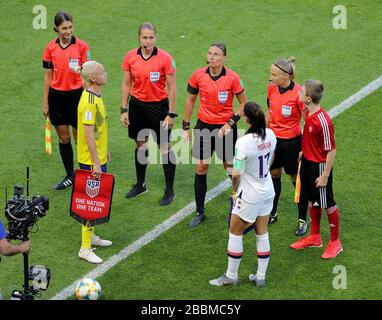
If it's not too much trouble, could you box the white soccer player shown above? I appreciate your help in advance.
[210,101,276,287]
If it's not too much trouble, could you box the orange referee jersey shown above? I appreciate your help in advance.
[188,66,244,125]
[121,47,175,102]
[267,81,305,139]
[42,36,90,91]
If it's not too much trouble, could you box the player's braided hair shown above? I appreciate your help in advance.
[244,102,266,140]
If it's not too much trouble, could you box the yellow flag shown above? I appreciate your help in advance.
[45,117,52,155]
[294,160,301,203]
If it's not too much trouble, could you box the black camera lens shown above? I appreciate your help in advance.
[14,185,23,197]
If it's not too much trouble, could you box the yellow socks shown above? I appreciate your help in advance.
[81,225,95,249]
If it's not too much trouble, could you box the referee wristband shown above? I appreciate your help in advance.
[120,107,128,114]
[182,120,190,130]
[227,113,241,127]
[168,112,178,118]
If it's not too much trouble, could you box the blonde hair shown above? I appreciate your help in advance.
[273,56,296,80]
[80,61,101,83]
[304,80,324,104]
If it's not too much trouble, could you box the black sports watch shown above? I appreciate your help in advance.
[120,107,128,114]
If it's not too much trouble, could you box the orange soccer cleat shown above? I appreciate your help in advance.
[321,239,343,259]
[290,235,322,250]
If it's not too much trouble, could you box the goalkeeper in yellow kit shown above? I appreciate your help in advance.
[77,60,112,264]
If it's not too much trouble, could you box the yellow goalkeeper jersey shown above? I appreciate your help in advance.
[77,89,108,165]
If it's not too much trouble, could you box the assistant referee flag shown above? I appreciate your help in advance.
[45,116,52,155]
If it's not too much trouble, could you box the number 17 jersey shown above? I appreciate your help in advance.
[234,128,276,203]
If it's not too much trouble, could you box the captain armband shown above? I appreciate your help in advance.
[233,157,245,170]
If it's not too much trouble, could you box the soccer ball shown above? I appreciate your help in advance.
[75,278,102,300]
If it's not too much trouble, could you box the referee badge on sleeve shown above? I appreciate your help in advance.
[218,91,228,104]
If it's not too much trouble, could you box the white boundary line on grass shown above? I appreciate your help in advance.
[327,76,382,118]
[52,75,382,300]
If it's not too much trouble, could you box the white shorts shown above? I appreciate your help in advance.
[232,197,274,223]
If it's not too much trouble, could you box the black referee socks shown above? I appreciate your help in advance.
[59,142,74,178]
[162,151,176,192]
[195,173,207,214]
[270,177,281,216]
[135,148,148,186]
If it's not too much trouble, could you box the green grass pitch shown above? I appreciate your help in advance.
[0,0,381,300]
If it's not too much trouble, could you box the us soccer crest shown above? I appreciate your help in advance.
[86,179,100,198]
[218,91,228,104]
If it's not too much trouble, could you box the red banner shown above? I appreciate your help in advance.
[70,169,115,226]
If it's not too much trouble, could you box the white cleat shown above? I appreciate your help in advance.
[209,273,239,286]
[78,248,103,264]
[91,235,112,247]
[248,274,266,287]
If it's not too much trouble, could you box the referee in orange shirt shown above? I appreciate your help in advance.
[267,57,309,235]
[183,42,248,227]
[42,11,90,190]
[120,22,177,206]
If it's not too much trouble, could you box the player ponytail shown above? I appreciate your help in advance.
[244,102,266,140]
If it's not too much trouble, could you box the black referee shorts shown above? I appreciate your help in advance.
[48,87,83,128]
[192,119,237,163]
[300,156,336,209]
[270,135,301,175]
[128,96,171,145]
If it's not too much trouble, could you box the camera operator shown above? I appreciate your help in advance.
[0,219,30,256]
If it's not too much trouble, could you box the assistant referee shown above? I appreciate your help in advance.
[42,11,90,190]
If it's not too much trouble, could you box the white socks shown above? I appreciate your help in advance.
[255,232,270,280]
[225,232,270,281]
[226,232,243,280]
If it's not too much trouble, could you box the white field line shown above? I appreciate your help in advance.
[51,75,382,300]
[328,76,382,118]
